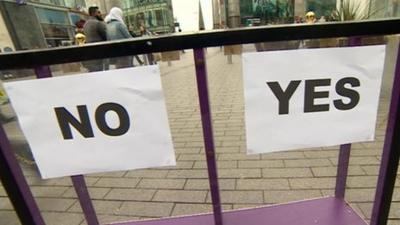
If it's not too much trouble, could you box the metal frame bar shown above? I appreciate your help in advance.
[334,36,362,199]
[193,48,223,225]
[1,19,400,69]
[0,109,45,225]
[335,144,351,199]
[71,176,99,225]
[34,66,99,225]
[370,41,400,225]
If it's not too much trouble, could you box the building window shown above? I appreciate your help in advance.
[41,24,70,38]
[123,0,174,34]
[155,9,163,26]
[64,0,86,9]
[124,0,134,9]
[36,7,70,24]
[33,0,67,6]
[253,0,295,24]
[305,0,336,19]
[35,7,73,47]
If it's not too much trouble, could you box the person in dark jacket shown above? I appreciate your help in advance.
[83,6,107,72]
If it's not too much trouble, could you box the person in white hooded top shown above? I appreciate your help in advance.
[105,7,133,68]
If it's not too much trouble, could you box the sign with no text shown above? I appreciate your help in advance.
[5,66,176,178]
[243,45,386,154]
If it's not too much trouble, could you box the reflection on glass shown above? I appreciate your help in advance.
[240,0,400,27]
[123,0,174,34]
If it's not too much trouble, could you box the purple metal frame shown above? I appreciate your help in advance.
[334,37,363,199]
[370,41,400,225]
[110,197,367,225]
[193,48,223,225]
[335,144,351,199]
[0,108,45,225]
[34,66,99,225]
[1,40,400,225]
[71,176,99,225]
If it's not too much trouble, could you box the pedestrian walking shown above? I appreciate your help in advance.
[83,6,107,72]
[139,24,156,65]
[105,7,134,69]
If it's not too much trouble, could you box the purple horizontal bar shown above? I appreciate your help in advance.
[109,197,366,225]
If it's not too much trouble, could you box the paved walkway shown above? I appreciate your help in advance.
[1,40,400,225]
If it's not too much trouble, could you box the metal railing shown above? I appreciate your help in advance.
[1,18,400,69]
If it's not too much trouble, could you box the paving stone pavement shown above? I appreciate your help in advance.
[1,39,400,225]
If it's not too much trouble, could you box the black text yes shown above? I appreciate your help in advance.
[266,77,360,115]
[54,103,130,140]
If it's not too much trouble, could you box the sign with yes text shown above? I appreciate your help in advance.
[243,45,386,154]
[5,66,176,179]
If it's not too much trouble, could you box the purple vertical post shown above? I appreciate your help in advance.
[34,66,52,79]
[71,176,99,225]
[334,36,362,199]
[34,66,99,225]
[0,114,45,225]
[370,42,400,225]
[335,144,351,199]
[193,48,223,225]
[348,36,362,46]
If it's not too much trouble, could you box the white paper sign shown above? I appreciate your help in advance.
[243,45,386,154]
[5,66,176,178]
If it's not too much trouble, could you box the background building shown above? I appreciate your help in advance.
[123,0,175,35]
[214,0,400,28]
[85,0,123,14]
[0,3,14,52]
[0,0,88,50]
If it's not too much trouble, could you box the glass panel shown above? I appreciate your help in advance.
[35,0,52,4]
[41,24,70,38]
[37,0,66,6]
[155,9,163,26]
[216,0,400,30]
[64,0,85,8]
[1,34,399,224]
[206,36,396,218]
[36,7,70,25]
[69,13,81,25]
[305,0,336,20]
[51,0,66,6]
[252,0,295,24]
[69,12,88,26]
[145,11,152,27]
[1,1,400,225]
[136,12,146,27]
[0,48,200,224]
